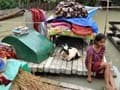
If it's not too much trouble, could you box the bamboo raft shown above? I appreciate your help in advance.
[28,47,107,76]
[28,47,87,75]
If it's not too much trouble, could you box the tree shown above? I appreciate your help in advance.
[111,0,120,5]
[0,0,18,9]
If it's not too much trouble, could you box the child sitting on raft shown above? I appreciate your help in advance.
[85,33,116,90]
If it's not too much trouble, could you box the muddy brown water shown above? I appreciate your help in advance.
[93,10,120,69]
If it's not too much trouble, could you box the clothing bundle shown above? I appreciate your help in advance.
[0,43,16,59]
[47,1,98,37]
[0,43,16,86]
[48,21,93,36]
[30,8,46,32]
[24,8,46,33]
[55,0,88,18]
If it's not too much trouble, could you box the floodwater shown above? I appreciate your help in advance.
[93,10,120,68]
[0,9,120,90]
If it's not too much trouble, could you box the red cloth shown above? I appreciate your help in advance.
[0,76,11,86]
[92,61,101,72]
[72,24,93,36]
[0,44,16,59]
[85,61,102,73]
[30,8,46,32]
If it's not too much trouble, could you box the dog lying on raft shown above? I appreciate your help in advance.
[59,44,81,61]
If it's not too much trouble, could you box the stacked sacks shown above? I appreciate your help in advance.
[55,0,88,18]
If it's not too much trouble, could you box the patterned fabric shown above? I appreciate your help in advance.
[30,8,46,32]
[48,21,94,40]
[0,76,11,86]
[0,43,17,86]
[55,0,88,18]
[0,44,16,59]
[85,46,105,72]
[72,24,93,36]
[50,22,71,28]
[48,28,93,40]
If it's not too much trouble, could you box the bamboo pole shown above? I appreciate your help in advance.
[104,0,109,34]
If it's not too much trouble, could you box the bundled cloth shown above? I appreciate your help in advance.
[55,0,88,18]
[0,43,16,59]
[71,24,93,36]
[24,8,47,36]
[47,21,93,36]
[30,8,46,31]
[0,43,16,87]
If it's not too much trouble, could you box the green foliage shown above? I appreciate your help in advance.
[0,0,18,9]
[111,0,120,5]
[77,0,97,6]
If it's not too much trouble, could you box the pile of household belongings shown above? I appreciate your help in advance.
[0,43,17,88]
[0,43,57,90]
[0,43,29,90]
[47,0,99,38]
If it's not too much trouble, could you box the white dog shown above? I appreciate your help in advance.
[60,44,81,61]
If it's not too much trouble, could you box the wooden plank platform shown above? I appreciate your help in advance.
[28,47,115,76]
[28,57,87,75]
[28,47,88,76]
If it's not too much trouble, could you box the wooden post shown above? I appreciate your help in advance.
[104,0,109,34]
[18,0,22,8]
[26,0,30,8]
